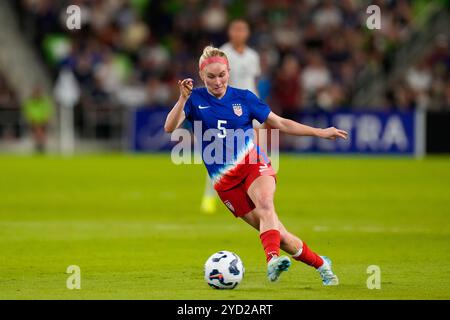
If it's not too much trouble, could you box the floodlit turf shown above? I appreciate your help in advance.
[0,154,449,299]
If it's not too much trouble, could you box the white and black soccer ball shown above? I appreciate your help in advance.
[204,251,244,289]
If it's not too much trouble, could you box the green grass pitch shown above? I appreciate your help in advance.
[0,154,449,299]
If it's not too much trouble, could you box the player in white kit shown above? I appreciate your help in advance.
[201,19,262,214]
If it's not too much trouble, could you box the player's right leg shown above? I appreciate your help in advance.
[246,175,291,282]
[200,175,216,214]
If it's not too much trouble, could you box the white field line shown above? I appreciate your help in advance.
[313,225,433,234]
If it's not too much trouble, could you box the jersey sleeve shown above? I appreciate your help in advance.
[246,90,271,123]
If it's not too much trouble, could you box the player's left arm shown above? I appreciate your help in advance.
[265,112,348,140]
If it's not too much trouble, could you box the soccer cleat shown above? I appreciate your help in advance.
[317,256,339,286]
[267,255,291,282]
[200,195,217,214]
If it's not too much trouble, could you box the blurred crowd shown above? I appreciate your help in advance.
[0,73,20,139]
[0,71,53,147]
[0,74,18,111]
[389,34,450,111]
[9,0,450,119]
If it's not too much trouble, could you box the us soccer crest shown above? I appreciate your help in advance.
[232,103,243,117]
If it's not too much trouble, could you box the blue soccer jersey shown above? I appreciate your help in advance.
[184,86,271,190]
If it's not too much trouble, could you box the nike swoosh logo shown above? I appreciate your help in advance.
[198,105,211,109]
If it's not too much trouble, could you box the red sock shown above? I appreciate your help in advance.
[259,229,280,262]
[293,242,324,269]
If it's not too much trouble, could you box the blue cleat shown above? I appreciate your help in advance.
[317,256,339,286]
[267,256,291,282]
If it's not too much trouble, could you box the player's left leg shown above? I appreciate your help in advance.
[241,212,338,285]
[278,222,339,285]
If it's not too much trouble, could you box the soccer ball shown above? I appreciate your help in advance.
[204,251,244,289]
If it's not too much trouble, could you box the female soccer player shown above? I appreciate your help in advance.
[201,19,262,214]
[164,46,348,285]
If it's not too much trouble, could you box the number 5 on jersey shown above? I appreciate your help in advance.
[217,120,227,138]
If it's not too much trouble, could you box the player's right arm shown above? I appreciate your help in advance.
[164,78,193,133]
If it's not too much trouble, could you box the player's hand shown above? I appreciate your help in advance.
[178,78,193,99]
[319,127,348,140]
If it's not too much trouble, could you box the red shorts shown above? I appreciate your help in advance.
[216,161,276,218]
